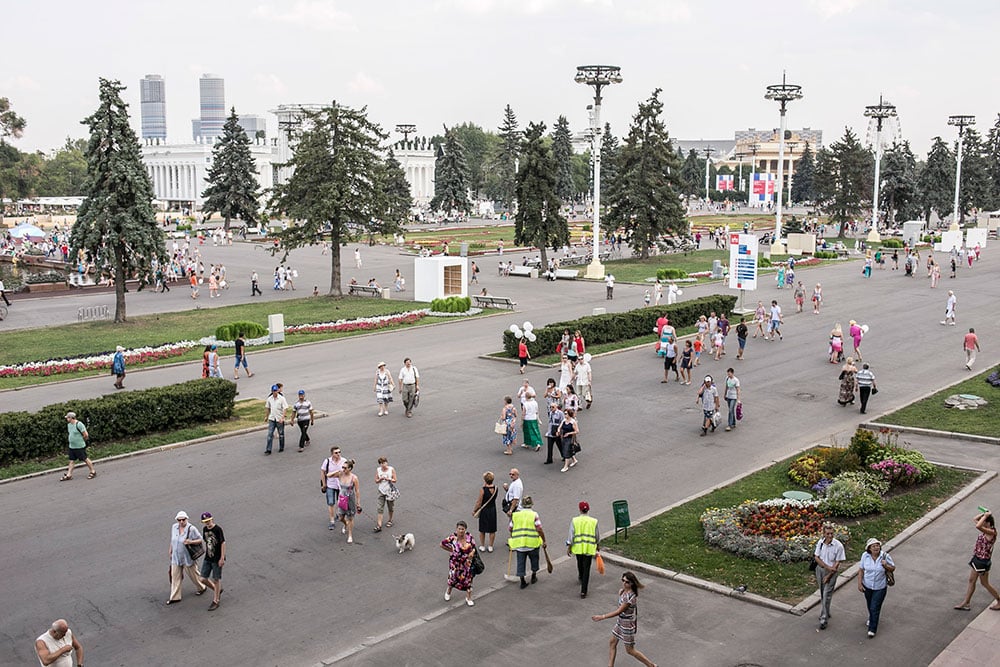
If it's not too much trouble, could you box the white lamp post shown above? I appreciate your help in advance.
[703,146,714,203]
[947,114,976,231]
[764,73,803,245]
[746,143,760,207]
[864,98,896,241]
[575,65,622,280]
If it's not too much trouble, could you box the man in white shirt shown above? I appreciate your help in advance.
[503,468,524,517]
[398,358,420,418]
[575,357,593,409]
[813,523,846,630]
[0,278,10,306]
[35,619,83,667]
[264,384,289,454]
[604,273,615,300]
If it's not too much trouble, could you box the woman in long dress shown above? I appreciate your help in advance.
[500,396,517,455]
[838,357,858,406]
[591,571,656,666]
[440,521,476,606]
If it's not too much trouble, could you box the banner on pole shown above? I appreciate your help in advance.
[716,175,735,191]
[728,232,759,290]
[751,174,775,202]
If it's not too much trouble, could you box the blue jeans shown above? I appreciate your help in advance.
[727,398,738,427]
[863,585,887,634]
[266,420,285,453]
[515,548,540,577]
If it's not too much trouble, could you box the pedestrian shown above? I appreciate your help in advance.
[653,280,662,306]
[838,357,858,406]
[397,357,420,418]
[233,332,253,379]
[559,408,580,472]
[857,537,895,637]
[374,361,395,415]
[198,512,226,611]
[293,390,315,452]
[264,384,289,455]
[950,255,957,278]
[794,281,805,313]
[567,501,599,598]
[829,323,845,363]
[518,337,530,374]
[643,290,650,307]
[575,353,593,409]
[0,277,10,306]
[931,261,941,288]
[499,396,518,456]
[661,339,678,383]
[521,391,543,452]
[692,336,703,367]
[767,300,783,340]
[440,520,477,606]
[735,317,748,361]
[502,468,523,517]
[167,511,208,604]
[470,260,479,284]
[941,290,957,326]
[891,249,899,270]
[856,363,877,414]
[112,345,126,389]
[250,270,262,296]
[605,273,615,300]
[707,311,718,352]
[544,400,565,465]
[61,412,96,481]
[964,328,981,370]
[813,522,846,629]
[517,378,535,410]
[667,281,679,305]
[321,446,347,530]
[332,459,360,544]
[202,344,212,378]
[573,330,586,360]
[35,619,84,667]
[189,272,200,299]
[590,571,657,667]
[696,375,720,437]
[811,283,822,314]
[563,384,581,414]
[473,471,499,552]
[373,456,397,532]
[752,302,766,338]
[509,496,547,589]
[849,320,863,361]
[208,271,219,298]
[558,354,575,391]
[679,340,693,384]
[355,247,362,268]
[723,368,741,431]
[712,328,725,360]
[206,344,222,378]
[954,510,1000,611]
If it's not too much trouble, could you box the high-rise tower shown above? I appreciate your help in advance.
[139,74,167,143]
[196,74,225,143]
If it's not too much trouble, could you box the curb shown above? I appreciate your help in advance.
[861,422,1000,446]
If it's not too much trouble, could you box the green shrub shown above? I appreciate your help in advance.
[0,379,237,466]
[833,470,891,496]
[814,251,837,259]
[849,428,879,466]
[215,321,267,341]
[656,268,689,280]
[788,447,861,487]
[500,294,737,357]
[430,295,471,313]
[758,256,772,268]
[881,239,903,248]
[920,234,942,244]
[821,478,885,517]
[25,271,66,284]
[865,445,935,482]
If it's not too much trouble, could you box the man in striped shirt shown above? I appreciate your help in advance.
[856,363,877,414]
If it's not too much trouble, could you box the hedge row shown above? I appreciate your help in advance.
[216,321,267,340]
[501,294,738,357]
[0,378,238,465]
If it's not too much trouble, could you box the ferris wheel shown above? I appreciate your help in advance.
[865,98,903,150]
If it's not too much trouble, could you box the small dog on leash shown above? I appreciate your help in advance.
[393,533,415,554]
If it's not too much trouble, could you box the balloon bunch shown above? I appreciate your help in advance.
[509,321,537,342]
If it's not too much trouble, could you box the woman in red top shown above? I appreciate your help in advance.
[954,510,1000,610]
[573,330,585,358]
[518,339,530,374]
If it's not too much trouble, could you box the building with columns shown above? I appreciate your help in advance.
[141,143,277,209]
[391,137,435,205]
[720,128,824,196]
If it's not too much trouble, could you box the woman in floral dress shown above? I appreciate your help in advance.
[837,357,858,406]
[373,361,394,416]
[591,571,656,666]
[440,520,476,606]
[500,396,517,455]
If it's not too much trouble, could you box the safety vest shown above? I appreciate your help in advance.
[571,515,598,556]
[508,510,542,550]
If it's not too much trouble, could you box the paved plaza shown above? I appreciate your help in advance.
[2,237,999,665]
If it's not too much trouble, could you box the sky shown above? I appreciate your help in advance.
[6,0,1000,158]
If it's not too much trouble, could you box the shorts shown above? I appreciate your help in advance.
[326,487,341,507]
[663,357,677,371]
[970,556,992,573]
[738,337,747,350]
[377,494,395,513]
[68,447,89,461]
[519,356,528,368]
[235,355,248,369]
[703,409,715,421]
[200,559,223,580]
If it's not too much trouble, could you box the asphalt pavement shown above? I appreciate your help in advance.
[2,238,999,666]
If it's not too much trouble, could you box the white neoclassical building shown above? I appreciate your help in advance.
[392,137,436,205]
[141,142,277,209]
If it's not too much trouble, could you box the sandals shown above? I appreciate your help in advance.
[60,474,73,481]
[373,526,382,533]
[953,605,971,611]
[87,471,97,479]
[386,521,393,528]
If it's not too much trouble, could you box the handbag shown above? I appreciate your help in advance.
[735,402,743,421]
[809,558,818,572]
[872,387,879,395]
[502,496,512,514]
[471,548,485,576]
[571,436,582,455]
[711,410,722,428]
[883,557,894,586]
[595,552,606,575]
[184,526,205,561]
[385,482,400,502]
[494,420,507,435]
[338,493,350,512]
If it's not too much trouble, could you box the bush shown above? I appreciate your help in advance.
[921,234,942,244]
[833,470,891,496]
[881,239,903,248]
[821,478,885,517]
[758,256,772,268]
[0,379,237,466]
[849,428,879,465]
[788,447,861,487]
[865,446,935,484]
[430,296,471,313]
[655,268,689,280]
[215,321,267,341]
[25,271,66,284]
[501,294,737,357]
[814,251,838,259]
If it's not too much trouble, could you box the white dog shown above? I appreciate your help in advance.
[394,533,415,554]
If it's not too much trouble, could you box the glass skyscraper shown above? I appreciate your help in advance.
[140,75,167,142]
[198,74,225,142]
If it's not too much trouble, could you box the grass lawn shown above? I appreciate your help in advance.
[0,297,483,389]
[601,251,730,283]
[878,369,1000,437]
[602,453,976,603]
[0,399,265,480]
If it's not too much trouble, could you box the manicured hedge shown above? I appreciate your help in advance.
[430,296,472,313]
[656,268,689,280]
[216,321,267,340]
[0,378,237,465]
[881,239,903,248]
[501,294,737,357]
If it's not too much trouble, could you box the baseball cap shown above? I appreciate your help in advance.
[579,501,590,512]
[201,512,213,523]
[271,384,280,392]
[298,390,305,395]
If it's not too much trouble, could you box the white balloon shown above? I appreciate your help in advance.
[677,289,684,296]
[523,322,533,332]
[513,326,523,338]
[861,324,870,334]
[509,324,519,333]
[583,353,592,363]
[526,332,537,342]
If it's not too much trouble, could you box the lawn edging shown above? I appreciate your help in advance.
[861,421,1000,447]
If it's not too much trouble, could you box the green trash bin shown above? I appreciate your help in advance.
[612,500,630,543]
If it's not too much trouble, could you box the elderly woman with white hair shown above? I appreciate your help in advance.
[167,511,207,605]
[857,537,895,638]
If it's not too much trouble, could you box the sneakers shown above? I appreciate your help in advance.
[867,631,875,638]
[478,546,486,552]
[329,522,335,530]
[466,598,475,606]
[487,545,494,553]
[444,591,451,601]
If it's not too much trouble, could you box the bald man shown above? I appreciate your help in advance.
[35,619,83,667]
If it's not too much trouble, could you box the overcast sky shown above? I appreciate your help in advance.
[7,0,999,158]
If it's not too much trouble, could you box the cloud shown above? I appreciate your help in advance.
[252,1,357,31]
[348,72,385,96]
[1,75,42,92]
[809,0,868,19]
[254,73,288,96]
[433,0,691,22]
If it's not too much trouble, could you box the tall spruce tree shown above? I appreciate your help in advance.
[879,141,919,223]
[551,115,575,201]
[202,107,261,232]
[603,89,686,259]
[269,101,402,296]
[371,150,413,239]
[600,122,620,198]
[916,137,955,223]
[790,143,815,203]
[985,114,1000,210]
[957,128,991,223]
[514,122,567,270]
[430,125,471,215]
[813,127,874,237]
[488,104,520,211]
[71,78,165,322]
[680,149,702,201]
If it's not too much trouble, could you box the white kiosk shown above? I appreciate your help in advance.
[413,256,468,303]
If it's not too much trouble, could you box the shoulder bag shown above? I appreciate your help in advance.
[494,420,507,435]
[471,547,485,576]
[385,481,401,502]
[185,525,205,561]
[473,487,498,519]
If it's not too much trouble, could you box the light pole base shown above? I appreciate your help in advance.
[584,258,606,280]
[866,229,882,243]
[948,221,961,232]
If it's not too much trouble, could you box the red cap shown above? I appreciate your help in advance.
[579,501,590,512]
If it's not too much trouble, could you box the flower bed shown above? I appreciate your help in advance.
[701,498,850,562]
[284,310,427,334]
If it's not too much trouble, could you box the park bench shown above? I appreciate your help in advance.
[348,284,383,297]
[473,295,517,310]
[834,248,850,258]
[508,266,536,278]
[554,268,579,280]
[77,305,111,322]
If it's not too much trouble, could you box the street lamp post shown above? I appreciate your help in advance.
[746,143,760,207]
[764,73,803,244]
[785,142,797,207]
[864,97,897,241]
[733,151,746,195]
[703,146,714,203]
[575,64,622,280]
[395,124,417,202]
[947,114,976,230]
